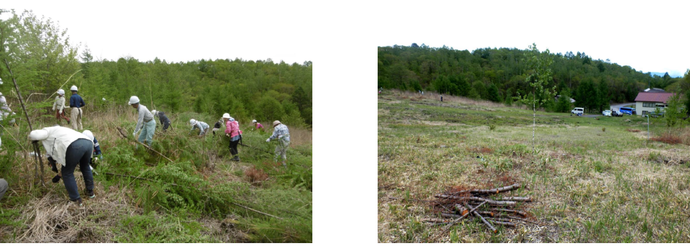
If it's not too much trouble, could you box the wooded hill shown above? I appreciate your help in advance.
[0,9,312,127]
[378,44,689,112]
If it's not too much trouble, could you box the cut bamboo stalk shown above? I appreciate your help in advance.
[464,202,496,233]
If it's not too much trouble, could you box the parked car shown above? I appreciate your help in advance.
[611,110,623,117]
[619,107,635,115]
[602,110,612,116]
[649,111,665,118]
[571,107,584,116]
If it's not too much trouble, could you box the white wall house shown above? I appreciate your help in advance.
[634,92,675,115]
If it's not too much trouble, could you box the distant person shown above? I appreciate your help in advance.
[82,130,103,167]
[0,92,16,126]
[53,89,70,125]
[69,85,85,130]
[129,96,156,148]
[212,118,223,135]
[189,119,209,136]
[266,120,290,167]
[0,178,7,201]
[151,110,172,132]
[252,119,263,130]
[224,113,242,161]
[29,126,95,205]
[441,94,443,102]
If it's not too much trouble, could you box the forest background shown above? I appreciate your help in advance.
[378,44,690,114]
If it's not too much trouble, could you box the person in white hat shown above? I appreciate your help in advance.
[222,113,242,161]
[251,119,264,131]
[29,126,95,205]
[69,85,85,130]
[189,119,210,136]
[52,89,70,125]
[266,120,290,166]
[129,96,156,147]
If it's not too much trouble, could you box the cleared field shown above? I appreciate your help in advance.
[378,90,690,243]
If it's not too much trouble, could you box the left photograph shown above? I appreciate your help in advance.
[0,5,312,243]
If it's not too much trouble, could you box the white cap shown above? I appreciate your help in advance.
[29,129,49,141]
[151,110,157,115]
[57,89,65,95]
[222,113,230,119]
[0,92,2,96]
[273,120,281,127]
[102,97,106,101]
[82,130,94,141]
[70,85,78,91]
[128,96,140,105]
[252,119,257,123]
[190,119,196,125]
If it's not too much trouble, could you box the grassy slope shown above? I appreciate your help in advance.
[0,105,311,243]
[378,90,690,243]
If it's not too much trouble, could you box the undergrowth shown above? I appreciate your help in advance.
[0,104,311,243]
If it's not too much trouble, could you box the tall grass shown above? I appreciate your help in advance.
[0,102,311,242]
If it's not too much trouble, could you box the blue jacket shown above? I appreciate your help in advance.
[69,94,85,108]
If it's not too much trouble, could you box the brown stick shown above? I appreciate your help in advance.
[490,208,527,217]
[116,126,173,162]
[502,215,542,225]
[499,196,532,202]
[477,211,494,217]
[451,183,522,195]
[434,195,516,207]
[464,202,496,233]
[422,218,451,224]
[454,204,469,216]
[487,220,516,228]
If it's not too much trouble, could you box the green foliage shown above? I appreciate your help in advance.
[257,95,284,122]
[115,212,218,242]
[378,45,670,105]
[664,93,685,127]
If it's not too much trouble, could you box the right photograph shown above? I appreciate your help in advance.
[377,42,690,242]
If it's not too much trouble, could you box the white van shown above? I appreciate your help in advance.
[571,107,584,116]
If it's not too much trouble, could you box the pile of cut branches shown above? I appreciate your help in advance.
[424,183,539,233]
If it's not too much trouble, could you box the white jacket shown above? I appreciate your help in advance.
[33,126,91,166]
[53,96,66,113]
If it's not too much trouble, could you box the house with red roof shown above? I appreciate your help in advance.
[634,91,676,116]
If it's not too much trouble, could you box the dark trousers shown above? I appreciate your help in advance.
[229,137,240,156]
[162,120,170,131]
[62,139,94,201]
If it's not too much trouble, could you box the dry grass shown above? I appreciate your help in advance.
[378,91,690,243]
[651,133,682,145]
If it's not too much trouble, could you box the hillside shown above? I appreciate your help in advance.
[378,89,690,242]
[0,104,312,242]
[378,45,688,108]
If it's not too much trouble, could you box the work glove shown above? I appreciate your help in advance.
[226,133,230,137]
[48,156,58,173]
[93,157,99,163]
[52,175,61,183]
[133,131,138,137]
[266,138,270,143]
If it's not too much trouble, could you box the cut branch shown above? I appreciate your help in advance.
[464,202,496,233]
[434,195,517,207]
[116,126,173,162]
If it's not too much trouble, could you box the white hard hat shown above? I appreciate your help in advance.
[151,110,157,115]
[222,113,230,119]
[57,89,65,95]
[252,119,257,123]
[29,129,49,141]
[82,130,94,141]
[273,120,281,127]
[70,85,78,91]
[190,119,196,125]
[102,97,106,101]
[0,92,2,96]
[128,96,140,105]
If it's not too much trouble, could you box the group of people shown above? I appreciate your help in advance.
[51,85,85,130]
[0,89,294,205]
